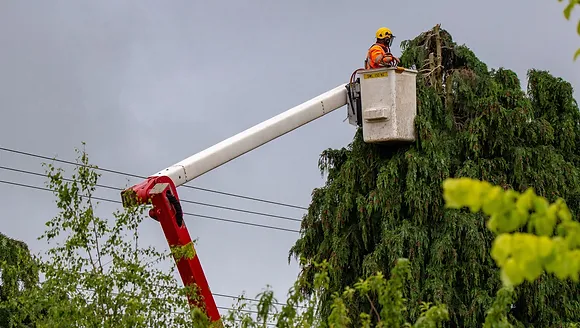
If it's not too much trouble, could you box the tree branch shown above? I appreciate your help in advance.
[366,294,381,324]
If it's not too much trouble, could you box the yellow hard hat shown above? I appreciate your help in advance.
[376,27,393,39]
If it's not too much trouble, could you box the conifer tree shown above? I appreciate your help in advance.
[289,25,580,327]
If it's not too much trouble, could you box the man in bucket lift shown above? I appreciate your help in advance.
[364,27,400,69]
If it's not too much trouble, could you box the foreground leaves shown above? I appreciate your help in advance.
[443,177,580,286]
[558,0,580,60]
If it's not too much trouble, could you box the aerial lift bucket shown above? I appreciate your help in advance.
[346,66,418,143]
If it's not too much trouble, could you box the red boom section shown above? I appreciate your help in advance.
[121,176,221,323]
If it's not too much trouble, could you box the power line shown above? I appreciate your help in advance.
[75,286,280,325]
[213,292,290,308]
[0,179,300,233]
[55,254,291,309]
[98,258,298,309]
[0,165,302,223]
[0,146,308,210]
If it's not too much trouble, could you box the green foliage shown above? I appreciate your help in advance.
[443,178,580,287]
[290,24,580,327]
[0,233,40,327]
[170,241,197,261]
[220,258,448,328]
[558,0,580,60]
[481,286,515,328]
[2,145,199,327]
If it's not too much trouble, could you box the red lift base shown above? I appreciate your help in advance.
[121,176,221,323]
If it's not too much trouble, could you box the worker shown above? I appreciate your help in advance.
[364,27,400,69]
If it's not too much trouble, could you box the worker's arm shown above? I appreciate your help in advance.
[370,47,399,67]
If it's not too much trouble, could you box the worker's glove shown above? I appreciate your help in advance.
[385,54,400,66]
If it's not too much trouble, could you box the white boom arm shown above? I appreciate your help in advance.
[154,83,348,187]
[121,67,417,323]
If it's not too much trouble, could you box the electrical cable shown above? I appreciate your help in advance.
[0,146,308,210]
[0,165,302,223]
[95,257,299,309]
[0,179,300,233]
[74,286,280,325]
[51,256,291,310]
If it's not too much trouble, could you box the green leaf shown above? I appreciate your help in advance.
[563,1,575,19]
[574,48,580,61]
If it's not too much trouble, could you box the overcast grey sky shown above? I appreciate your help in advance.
[1,0,579,315]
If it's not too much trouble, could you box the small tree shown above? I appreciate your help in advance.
[7,145,198,327]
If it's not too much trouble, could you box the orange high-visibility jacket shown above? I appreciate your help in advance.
[365,43,392,69]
